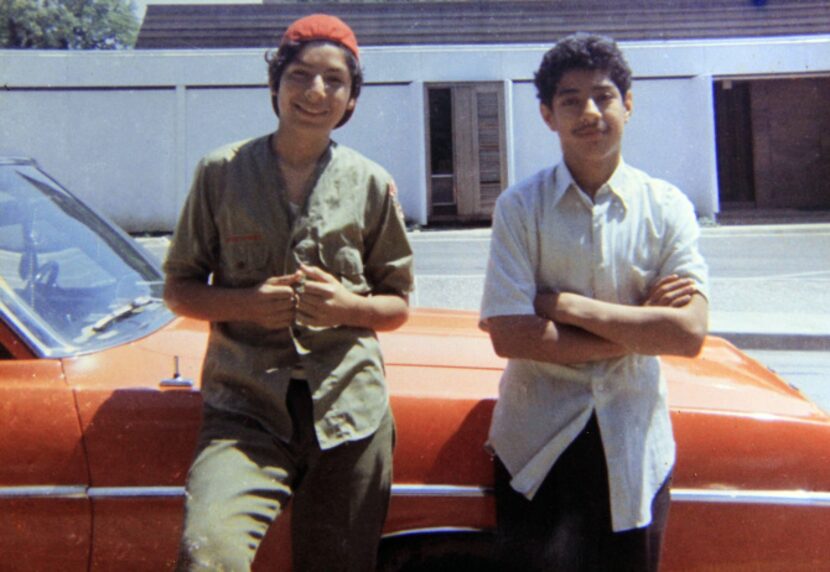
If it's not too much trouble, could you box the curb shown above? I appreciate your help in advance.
[407,222,830,239]
[709,312,830,351]
[710,331,830,352]
[700,222,830,237]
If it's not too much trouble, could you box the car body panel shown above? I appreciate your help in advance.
[61,322,205,571]
[0,357,91,570]
[664,503,830,571]
[53,309,830,570]
[4,309,828,570]
[380,310,830,569]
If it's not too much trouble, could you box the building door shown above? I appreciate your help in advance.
[426,83,507,222]
[715,76,830,211]
[715,80,756,208]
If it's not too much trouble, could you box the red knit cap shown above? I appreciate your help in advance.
[281,14,359,60]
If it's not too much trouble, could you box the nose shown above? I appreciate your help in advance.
[305,75,326,101]
[582,97,601,118]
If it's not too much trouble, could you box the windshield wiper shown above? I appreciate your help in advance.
[92,296,163,333]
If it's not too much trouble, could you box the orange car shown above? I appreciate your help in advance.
[1,157,829,571]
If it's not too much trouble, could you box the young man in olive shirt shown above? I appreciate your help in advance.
[164,15,413,572]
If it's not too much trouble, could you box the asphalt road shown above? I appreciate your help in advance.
[139,224,830,318]
[405,225,830,414]
[407,224,830,321]
[138,223,830,412]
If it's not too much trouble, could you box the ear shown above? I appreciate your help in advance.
[540,102,558,132]
[346,97,357,113]
[623,90,633,122]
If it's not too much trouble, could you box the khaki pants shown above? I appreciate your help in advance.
[177,380,395,572]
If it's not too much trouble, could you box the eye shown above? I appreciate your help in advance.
[287,69,310,82]
[325,75,345,88]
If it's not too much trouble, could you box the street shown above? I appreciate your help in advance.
[405,225,830,413]
[138,223,830,413]
[407,224,830,315]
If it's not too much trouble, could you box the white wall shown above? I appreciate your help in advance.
[337,83,427,225]
[2,87,179,229]
[1,36,828,230]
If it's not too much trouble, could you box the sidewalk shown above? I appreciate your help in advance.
[136,221,830,352]
[702,222,830,350]
[404,222,830,351]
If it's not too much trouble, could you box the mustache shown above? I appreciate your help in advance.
[573,123,606,135]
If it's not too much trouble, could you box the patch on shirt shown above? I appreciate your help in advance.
[225,233,264,243]
[388,181,406,223]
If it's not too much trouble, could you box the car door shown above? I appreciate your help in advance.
[0,320,92,571]
[63,321,205,571]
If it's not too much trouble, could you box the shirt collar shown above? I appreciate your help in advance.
[605,159,632,211]
[552,159,632,211]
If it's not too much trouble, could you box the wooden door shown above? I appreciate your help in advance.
[427,83,507,222]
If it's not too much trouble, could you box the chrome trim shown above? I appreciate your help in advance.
[3,485,829,509]
[382,526,487,540]
[88,486,185,498]
[159,376,194,388]
[0,484,491,500]
[391,484,492,498]
[671,488,830,508]
[0,486,87,499]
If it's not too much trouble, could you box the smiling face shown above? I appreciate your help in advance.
[540,68,633,171]
[274,42,357,135]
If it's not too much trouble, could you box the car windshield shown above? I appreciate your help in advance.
[0,162,172,357]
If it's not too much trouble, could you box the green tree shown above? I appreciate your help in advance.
[1,0,138,49]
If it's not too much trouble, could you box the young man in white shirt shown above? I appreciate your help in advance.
[480,33,709,571]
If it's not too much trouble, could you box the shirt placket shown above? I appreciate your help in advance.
[282,151,334,359]
[589,189,627,519]
[590,193,614,407]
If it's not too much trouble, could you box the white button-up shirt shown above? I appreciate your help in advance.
[480,160,709,531]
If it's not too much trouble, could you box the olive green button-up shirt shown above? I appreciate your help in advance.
[164,135,413,448]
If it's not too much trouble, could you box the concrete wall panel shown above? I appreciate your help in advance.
[1,36,828,230]
[1,88,178,231]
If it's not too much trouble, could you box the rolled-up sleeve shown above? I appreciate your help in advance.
[163,160,219,283]
[480,191,538,322]
[362,179,414,297]
[657,190,710,301]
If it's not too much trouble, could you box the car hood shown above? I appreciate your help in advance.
[114,308,826,424]
[380,308,828,423]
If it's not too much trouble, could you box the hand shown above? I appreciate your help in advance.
[246,272,303,329]
[643,274,697,308]
[295,264,358,328]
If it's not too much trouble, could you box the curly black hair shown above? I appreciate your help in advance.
[534,33,632,107]
[264,40,364,128]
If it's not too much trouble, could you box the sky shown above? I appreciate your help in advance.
[133,0,260,20]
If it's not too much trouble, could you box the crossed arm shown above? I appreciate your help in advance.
[486,275,708,364]
[164,263,409,333]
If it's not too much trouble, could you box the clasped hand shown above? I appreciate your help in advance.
[249,264,356,330]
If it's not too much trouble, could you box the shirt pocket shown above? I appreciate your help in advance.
[319,237,367,292]
[622,251,659,304]
[219,240,271,287]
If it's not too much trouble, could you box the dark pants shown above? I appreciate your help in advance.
[495,415,672,572]
[176,380,395,572]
